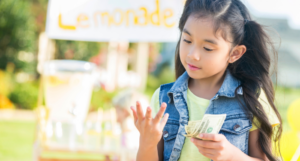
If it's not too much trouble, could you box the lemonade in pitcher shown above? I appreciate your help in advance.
[42,60,97,149]
[44,60,96,122]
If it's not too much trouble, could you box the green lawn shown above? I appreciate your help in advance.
[0,120,36,161]
[0,86,299,161]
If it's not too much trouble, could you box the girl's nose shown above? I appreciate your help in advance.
[187,47,200,61]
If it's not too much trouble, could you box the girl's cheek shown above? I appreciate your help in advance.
[179,47,188,64]
[204,55,227,72]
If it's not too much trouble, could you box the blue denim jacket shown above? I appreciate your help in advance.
[159,70,253,161]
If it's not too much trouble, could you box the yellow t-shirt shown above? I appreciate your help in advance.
[150,88,280,161]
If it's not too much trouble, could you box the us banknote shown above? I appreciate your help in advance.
[184,114,226,139]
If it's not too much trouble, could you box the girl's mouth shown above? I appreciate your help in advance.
[188,64,201,71]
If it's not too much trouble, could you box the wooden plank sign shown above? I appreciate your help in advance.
[46,0,185,42]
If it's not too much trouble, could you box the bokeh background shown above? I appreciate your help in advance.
[0,0,300,161]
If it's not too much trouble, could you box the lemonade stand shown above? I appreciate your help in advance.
[35,0,185,160]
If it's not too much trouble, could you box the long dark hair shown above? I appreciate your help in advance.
[175,0,282,160]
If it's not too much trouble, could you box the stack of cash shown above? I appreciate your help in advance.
[184,114,226,139]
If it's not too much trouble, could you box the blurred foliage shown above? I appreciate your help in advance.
[0,0,37,72]
[0,70,13,96]
[55,40,103,61]
[287,98,300,131]
[8,82,39,110]
[274,86,300,131]
[31,0,48,33]
[0,0,104,109]
[145,67,175,98]
[0,66,38,110]
[0,70,15,109]
[90,66,175,110]
[0,95,14,109]
[90,89,119,111]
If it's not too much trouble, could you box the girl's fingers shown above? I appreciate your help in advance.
[145,107,152,123]
[153,102,167,123]
[191,139,219,149]
[199,133,225,142]
[130,106,138,123]
[136,101,144,120]
[202,153,215,160]
[159,113,169,130]
[194,143,215,155]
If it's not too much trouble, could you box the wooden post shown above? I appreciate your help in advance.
[37,32,55,74]
[134,42,149,91]
[34,32,55,161]
[37,32,55,106]
[105,42,129,92]
[116,42,129,89]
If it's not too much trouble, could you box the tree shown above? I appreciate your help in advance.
[0,0,37,72]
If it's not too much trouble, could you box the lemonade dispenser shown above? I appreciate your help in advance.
[41,60,97,150]
[43,60,96,123]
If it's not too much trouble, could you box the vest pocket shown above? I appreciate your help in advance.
[220,113,252,154]
[163,119,179,141]
[163,118,179,160]
[220,113,252,134]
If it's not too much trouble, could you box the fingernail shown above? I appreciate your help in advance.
[190,138,194,142]
[199,134,203,138]
[147,107,150,111]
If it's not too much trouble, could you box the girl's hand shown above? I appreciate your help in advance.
[191,133,238,161]
[131,101,169,149]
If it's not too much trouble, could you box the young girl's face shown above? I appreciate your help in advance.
[179,15,234,79]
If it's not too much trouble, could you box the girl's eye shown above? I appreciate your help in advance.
[204,47,213,51]
[183,39,191,44]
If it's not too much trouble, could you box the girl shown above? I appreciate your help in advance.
[130,0,282,161]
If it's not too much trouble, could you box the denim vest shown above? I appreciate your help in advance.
[159,70,253,161]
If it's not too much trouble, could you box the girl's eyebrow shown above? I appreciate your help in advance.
[204,39,218,45]
[183,28,192,36]
[183,28,218,45]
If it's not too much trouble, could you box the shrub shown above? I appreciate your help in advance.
[8,82,38,110]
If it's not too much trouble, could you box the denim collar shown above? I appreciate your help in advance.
[167,69,243,101]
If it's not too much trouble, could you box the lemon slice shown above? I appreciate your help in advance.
[45,76,68,86]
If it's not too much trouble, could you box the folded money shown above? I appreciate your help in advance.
[184,114,226,139]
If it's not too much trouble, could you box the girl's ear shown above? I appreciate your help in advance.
[228,45,247,63]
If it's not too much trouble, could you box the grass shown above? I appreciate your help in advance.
[0,120,106,161]
[0,120,36,161]
[0,86,299,161]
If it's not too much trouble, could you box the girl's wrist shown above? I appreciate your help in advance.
[139,142,157,151]
[137,144,159,161]
[139,136,160,150]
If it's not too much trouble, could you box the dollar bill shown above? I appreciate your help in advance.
[185,120,199,134]
[184,114,226,139]
[184,120,201,137]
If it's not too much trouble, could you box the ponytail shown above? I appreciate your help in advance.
[229,20,282,160]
